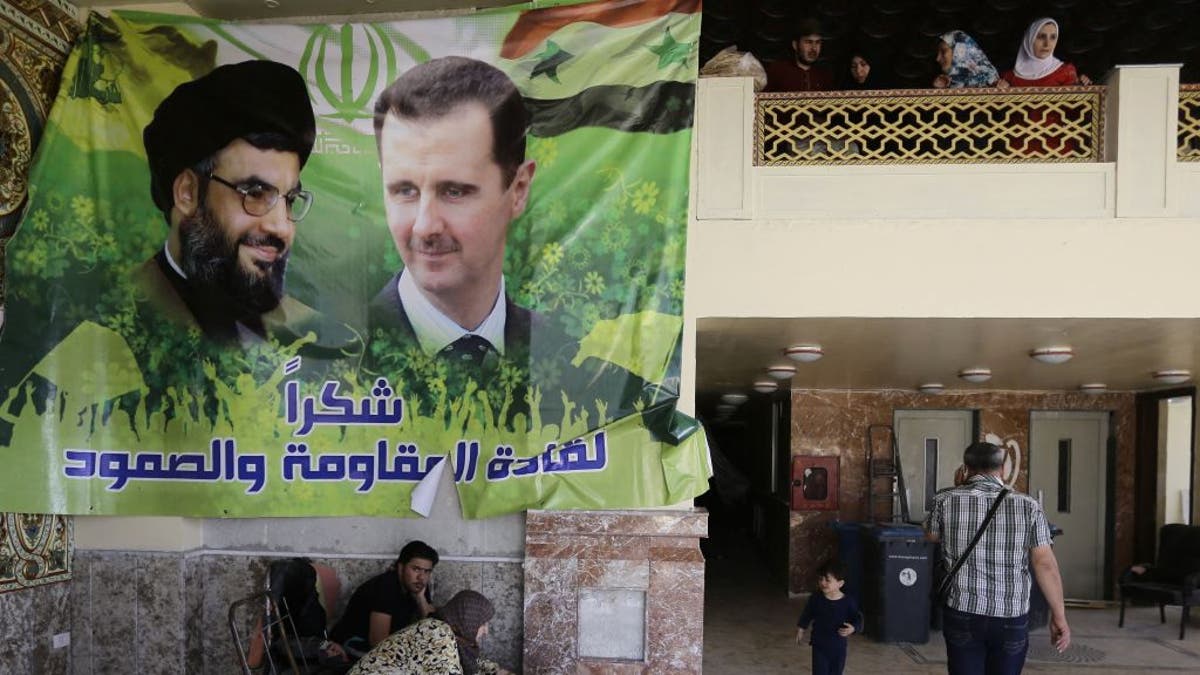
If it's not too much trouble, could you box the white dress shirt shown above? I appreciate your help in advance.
[395,268,506,356]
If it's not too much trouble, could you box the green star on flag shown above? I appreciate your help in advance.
[531,40,573,83]
[647,27,692,69]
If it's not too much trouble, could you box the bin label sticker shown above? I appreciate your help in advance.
[899,568,918,587]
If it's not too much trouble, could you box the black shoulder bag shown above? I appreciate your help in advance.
[935,487,1010,603]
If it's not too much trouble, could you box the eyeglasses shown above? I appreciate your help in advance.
[207,174,313,222]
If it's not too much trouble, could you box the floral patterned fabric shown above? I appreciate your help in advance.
[348,618,501,675]
[940,30,1000,88]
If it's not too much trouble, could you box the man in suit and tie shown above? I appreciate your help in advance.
[368,56,538,368]
[367,56,652,429]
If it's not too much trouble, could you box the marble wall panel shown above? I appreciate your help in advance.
[89,553,139,675]
[788,389,1136,595]
[646,557,705,673]
[526,510,708,537]
[134,555,186,675]
[789,511,838,593]
[0,581,71,675]
[522,590,578,674]
[199,554,267,675]
[579,558,649,589]
[69,554,92,675]
[182,556,204,675]
[523,510,708,674]
[482,561,524,673]
[430,560,484,605]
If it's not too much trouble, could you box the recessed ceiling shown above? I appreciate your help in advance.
[698,317,1200,395]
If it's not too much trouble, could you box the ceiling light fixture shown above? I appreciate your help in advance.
[766,364,797,380]
[918,383,945,394]
[784,343,824,363]
[1030,346,1074,365]
[720,393,749,405]
[716,403,737,414]
[752,380,778,393]
[1153,369,1192,385]
[958,367,992,383]
[1079,383,1107,395]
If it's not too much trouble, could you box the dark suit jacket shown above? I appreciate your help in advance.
[365,271,654,432]
[367,270,544,361]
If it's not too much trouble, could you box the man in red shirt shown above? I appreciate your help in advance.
[765,18,835,92]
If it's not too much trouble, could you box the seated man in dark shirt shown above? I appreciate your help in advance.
[325,540,439,661]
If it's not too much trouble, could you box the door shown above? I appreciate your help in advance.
[894,410,974,523]
[1029,411,1108,600]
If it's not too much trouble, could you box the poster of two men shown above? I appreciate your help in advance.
[0,0,710,518]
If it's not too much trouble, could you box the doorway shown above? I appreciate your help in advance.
[894,409,975,523]
[1029,411,1109,600]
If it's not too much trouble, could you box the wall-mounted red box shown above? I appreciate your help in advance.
[791,455,839,511]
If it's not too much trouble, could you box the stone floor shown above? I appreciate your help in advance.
[702,530,1200,674]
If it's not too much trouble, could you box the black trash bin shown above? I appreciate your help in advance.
[832,521,865,608]
[1028,523,1064,629]
[861,523,935,643]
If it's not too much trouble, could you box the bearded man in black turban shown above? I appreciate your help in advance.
[135,59,358,356]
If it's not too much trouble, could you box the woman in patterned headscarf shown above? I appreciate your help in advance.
[933,30,1001,88]
[348,590,512,675]
[1001,17,1092,87]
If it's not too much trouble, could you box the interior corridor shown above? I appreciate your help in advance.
[701,525,1200,674]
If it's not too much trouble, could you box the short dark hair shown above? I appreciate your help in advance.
[816,559,845,582]
[963,441,1005,471]
[373,56,529,187]
[797,17,823,39]
[396,540,439,568]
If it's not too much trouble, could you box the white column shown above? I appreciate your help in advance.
[694,76,755,220]
[1107,64,1182,217]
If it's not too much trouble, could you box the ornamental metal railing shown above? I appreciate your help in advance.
[1180,85,1200,162]
[756,86,1106,165]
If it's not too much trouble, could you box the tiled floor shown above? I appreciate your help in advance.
[702,529,1200,674]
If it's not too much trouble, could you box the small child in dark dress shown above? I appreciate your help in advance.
[795,560,863,675]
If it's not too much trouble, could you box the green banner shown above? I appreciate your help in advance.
[0,0,709,518]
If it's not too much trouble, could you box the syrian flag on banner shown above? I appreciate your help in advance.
[497,0,700,137]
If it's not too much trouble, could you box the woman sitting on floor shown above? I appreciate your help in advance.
[933,30,1001,89]
[1001,17,1092,87]
[348,590,512,675]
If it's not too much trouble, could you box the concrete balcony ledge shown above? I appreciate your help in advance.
[696,65,1188,221]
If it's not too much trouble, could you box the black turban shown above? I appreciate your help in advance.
[143,60,316,214]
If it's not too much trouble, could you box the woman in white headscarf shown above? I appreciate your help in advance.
[1001,17,1092,87]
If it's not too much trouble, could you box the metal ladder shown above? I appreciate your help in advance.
[866,424,910,524]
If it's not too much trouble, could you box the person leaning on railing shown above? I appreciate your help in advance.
[998,17,1093,157]
[932,30,1001,89]
[1000,18,1092,88]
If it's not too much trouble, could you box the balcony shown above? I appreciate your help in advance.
[695,65,1200,221]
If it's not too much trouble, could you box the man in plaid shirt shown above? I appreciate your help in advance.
[925,441,1071,674]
